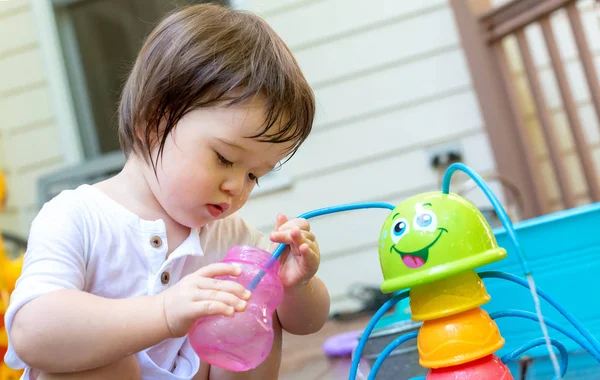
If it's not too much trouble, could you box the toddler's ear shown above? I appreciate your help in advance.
[134,122,161,152]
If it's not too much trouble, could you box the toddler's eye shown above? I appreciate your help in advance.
[216,152,233,167]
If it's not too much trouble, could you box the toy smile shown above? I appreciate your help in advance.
[391,228,448,269]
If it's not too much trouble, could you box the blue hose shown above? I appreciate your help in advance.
[367,331,418,380]
[348,290,410,380]
[248,202,395,290]
[501,338,568,379]
[442,163,531,275]
[490,309,600,360]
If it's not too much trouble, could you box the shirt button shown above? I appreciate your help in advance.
[161,271,170,285]
[150,236,162,248]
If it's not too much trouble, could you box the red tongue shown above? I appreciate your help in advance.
[402,255,425,269]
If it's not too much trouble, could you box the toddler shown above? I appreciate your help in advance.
[4,3,330,380]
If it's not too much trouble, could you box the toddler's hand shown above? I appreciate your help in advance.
[157,263,251,337]
[269,214,320,288]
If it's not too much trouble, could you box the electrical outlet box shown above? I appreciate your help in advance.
[428,141,464,170]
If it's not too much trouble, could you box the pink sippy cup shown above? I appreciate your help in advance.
[188,245,284,371]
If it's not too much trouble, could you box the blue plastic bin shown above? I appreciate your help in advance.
[480,202,600,361]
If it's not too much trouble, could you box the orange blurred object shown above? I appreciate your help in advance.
[0,170,23,379]
[418,307,505,369]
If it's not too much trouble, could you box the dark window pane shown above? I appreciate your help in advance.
[62,0,227,156]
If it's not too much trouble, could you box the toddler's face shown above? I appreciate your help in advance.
[142,97,293,229]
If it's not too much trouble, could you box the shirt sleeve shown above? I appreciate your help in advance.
[4,192,87,369]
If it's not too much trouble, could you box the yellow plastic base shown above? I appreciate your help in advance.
[410,270,490,321]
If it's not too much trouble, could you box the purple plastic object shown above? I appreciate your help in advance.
[188,245,284,372]
[322,330,363,357]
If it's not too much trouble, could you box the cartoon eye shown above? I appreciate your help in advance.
[417,214,432,227]
[414,211,438,232]
[390,218,410,243]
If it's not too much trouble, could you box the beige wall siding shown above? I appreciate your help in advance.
[0,0,65,236]
[243,0,499,312]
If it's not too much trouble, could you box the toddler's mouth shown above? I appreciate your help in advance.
[207,203,229,217]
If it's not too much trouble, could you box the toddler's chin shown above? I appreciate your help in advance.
[170,213,210,230]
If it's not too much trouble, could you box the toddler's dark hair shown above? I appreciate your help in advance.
[118,3,315,169]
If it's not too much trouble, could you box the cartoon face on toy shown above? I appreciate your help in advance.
[384,201,446,270]
[378,192,506,293]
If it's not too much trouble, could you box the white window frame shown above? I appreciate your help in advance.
[31,0,84,165]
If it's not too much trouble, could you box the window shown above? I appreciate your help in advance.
[53,0,227,158]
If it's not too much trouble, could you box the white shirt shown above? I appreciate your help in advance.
[4,185,269,380]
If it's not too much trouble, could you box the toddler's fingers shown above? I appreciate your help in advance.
[269,227,297,244]
[193,300,237,318]
[275,214,288,230]
[196,263,242,278]
[293,218,310,232]
[197,277,251,300]
[301,230,316,242]
[194,289,248,312]
[271,227,312,250]
[276,217,310,232]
